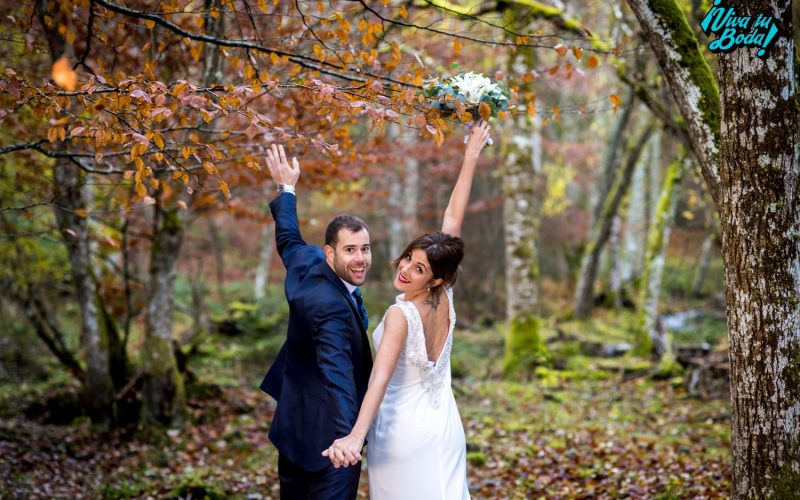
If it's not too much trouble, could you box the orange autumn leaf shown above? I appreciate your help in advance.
[478,102,491,122]
[51,56,77,90]
[554,44,568,58]
[610,94,622,110]
[587,55,600,69]
[572,47,583,60]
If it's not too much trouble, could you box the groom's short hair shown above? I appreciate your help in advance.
[325,215,369,247]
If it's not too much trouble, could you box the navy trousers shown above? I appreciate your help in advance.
[278,453,361,499]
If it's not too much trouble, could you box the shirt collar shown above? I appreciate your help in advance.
[340,278,358,295]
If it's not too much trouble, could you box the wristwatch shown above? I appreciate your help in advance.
[277,184,296,195]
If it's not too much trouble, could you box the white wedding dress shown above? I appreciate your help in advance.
[366,287,470,499]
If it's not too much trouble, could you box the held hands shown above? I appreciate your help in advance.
[265,144,300,187]
[465,120,491,159]
[321,433,364,468]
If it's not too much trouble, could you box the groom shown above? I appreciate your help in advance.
[259,145,373,499]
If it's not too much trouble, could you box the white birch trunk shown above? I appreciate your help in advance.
[254,212,274,302]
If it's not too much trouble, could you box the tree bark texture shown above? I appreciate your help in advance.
[141,204,186,426]
[717,1,800,495]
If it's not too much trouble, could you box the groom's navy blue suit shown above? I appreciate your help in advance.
[260,192,373,498]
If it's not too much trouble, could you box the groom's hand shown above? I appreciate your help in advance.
[265,144,300,187]
[322,434,363,468]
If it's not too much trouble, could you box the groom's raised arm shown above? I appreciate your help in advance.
[270,193,307,266]
[265,144,306,266]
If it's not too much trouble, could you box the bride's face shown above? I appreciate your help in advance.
[394,248,435,293]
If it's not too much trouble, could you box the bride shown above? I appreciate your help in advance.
[322,121,491,498]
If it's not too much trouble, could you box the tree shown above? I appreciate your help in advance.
[626,0,799,495]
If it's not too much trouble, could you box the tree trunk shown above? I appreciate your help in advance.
[716,1,800,495]
[207,217,226,300]
[590,89,636,228]
[141,203,186,426]
[501,114,548,377]
[690,231,715,298]
[607,215,623,307]
[402,128,420,241]
[38,0,117,425]
[635,158,684,356]
[621,140,649,286]
[573,124,655,318]
[254,194,274,302]
[53,161,116,424]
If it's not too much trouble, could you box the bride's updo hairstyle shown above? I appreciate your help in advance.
[393,231,465,299]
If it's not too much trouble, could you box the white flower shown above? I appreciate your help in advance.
[447,72,499,104]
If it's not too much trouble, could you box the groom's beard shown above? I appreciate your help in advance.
[331,252,370,286]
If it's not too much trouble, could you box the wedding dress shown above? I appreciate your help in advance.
[366,287,470,499]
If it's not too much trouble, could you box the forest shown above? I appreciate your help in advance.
[0,0,798,498]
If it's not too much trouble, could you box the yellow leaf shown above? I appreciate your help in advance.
[609,94,622,109]
[399,5,408,19]
[270,52,279,65]
[220,180,230,199]
[244,64,255,80]
[51,56,76,91]
[172,81,187,97]
[554,44,568,58]
[75,208,89,218]
[478,102,491,122]
[358,19,367,31]
[149,178,160,189]
[181,173,189,184]
[135,181,147,197]
[181,146,191,159]
[144,19,155,29]
[203,162,217,174]
[153,132,165,150]
[527,100,537,117]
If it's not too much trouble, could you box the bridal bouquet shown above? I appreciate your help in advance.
[421,72,510,145]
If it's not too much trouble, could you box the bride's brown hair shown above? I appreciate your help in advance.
[392,231,464,299]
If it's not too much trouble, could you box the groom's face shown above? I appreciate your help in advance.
[324,228,372,286]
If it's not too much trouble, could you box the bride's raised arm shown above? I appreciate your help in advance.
[440,120,491,238]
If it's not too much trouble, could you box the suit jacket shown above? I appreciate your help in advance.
[260,193,373,471]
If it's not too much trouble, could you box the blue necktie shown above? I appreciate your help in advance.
[352,288,368,330]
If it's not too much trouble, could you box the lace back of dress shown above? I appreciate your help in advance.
[396,288,455,409]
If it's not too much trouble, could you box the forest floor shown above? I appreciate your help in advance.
[0,309,732,499]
